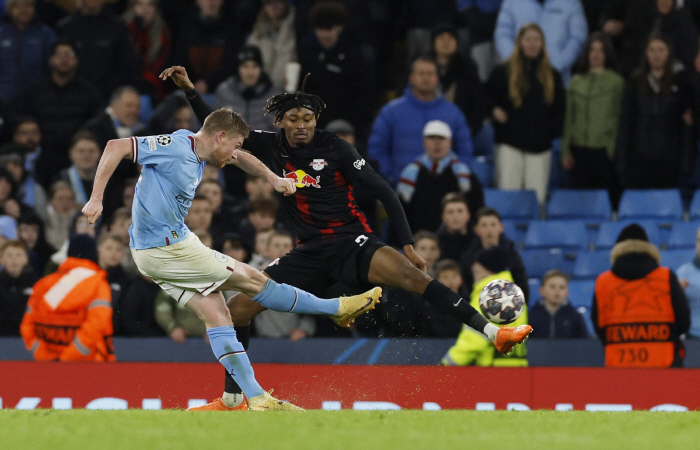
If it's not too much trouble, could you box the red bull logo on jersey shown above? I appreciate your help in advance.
[284,169,321,188]
[310,159,328,171]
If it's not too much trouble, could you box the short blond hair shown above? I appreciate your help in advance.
[202,108,250,139]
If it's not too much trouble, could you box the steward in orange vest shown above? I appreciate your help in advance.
[20,235,115,362]
[592,224,690,367]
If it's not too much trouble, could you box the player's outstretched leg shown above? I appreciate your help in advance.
[186,292,304,412]
[366,246,532,354]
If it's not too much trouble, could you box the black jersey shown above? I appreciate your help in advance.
[185,89,414,246]
[244,129,373,243]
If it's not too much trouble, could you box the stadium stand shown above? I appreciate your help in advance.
[572,250,610,280]
[483,189,539,221]
[566,279,596,336]
[661,249,697,272]
[667,221,700,249]
[595,220,662,249]
[520,248,565,278]
[546,189,612,221]
[618,189,684,221]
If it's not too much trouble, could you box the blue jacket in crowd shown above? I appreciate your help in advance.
[368,86,473,185]
[0,17,56,102]
[528,299,589,339]
[494,0,588,84]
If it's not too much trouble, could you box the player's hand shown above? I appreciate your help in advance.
[82,198,103,225]
[404,244,427,272]
[273,177,296,196]
[159,66,195,92]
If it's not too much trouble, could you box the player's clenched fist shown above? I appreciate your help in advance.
[273,177,296,196]
[82,198,103,224]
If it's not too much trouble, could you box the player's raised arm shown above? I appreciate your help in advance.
[82,138,134,224]
[160,65,214,123]
[230,150,296,196]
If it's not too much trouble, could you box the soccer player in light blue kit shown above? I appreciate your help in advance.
[82,108,381,411]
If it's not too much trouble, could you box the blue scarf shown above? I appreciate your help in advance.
[68,166,88,204]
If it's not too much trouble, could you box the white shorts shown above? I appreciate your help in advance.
[131,233,236,305]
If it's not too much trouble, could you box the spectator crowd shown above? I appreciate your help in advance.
[2,0,700,368]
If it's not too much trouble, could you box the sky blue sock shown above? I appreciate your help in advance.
[252,279,339,315]
[206,326,264,399]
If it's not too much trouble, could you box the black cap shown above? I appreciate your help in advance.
[431,22,459,42]
[616,223,648,243]
[68,234,98,264]
[237,45,263,69]
[475,246,508,274]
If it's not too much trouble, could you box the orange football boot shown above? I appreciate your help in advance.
[186,398,248,411]
[494,324,533,355]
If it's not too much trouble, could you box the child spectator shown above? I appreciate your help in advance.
[0,144,48,220]
[253,230,316,341]
[196,179,236,245]
[16,214,55,275]
[0,240,39,336]
[184,194,213,234]
[20,234,115,361]
[97,233,131,335]
[220,232,252,264]
[442,246,528,366]
[0,167,32,220]
[436,192,475,261]
[413,231,441,276]
[674,226,700,338]
[458,207,529,300]
[57,131,101,206]
[528,270,588,339]
[44,180,77,250]
[421,259,466,338]
[104,207,136,276]
[239,196,279,251]
[249,229,274,270]
[396,121,483,234]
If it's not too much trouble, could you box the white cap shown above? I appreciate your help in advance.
[422,120,452,139]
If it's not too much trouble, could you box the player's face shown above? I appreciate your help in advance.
[409,61,439,96]
[13,121,41,148]
[1,246,28,278]
[239,61,262,87]
[423,136,451,161]
[267,235,293,259]
[646,39,670,71]
[213,133,244,168]
[98,238,125,269]
[442,202,470,233]
[281,108,316,147]
[414,237,440,267]
[437,269,462,294]
[433,32,458,59]
[18,223,39,249]
[540,276,569,306]
[588,40,606,71]
[474,216,503,246]
[520,29,543,59]
[70,139,101,171]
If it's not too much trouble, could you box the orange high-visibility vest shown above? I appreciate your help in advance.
[20,257,115,362]
[595,267,676,367]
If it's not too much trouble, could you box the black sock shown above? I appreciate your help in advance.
[223,325,250,395]
[422,279,489,334]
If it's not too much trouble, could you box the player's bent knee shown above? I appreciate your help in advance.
[228,293,264,325]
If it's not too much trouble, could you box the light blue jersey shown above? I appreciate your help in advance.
[128,130,205,250]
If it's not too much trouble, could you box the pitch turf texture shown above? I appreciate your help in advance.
[3,410,700,449]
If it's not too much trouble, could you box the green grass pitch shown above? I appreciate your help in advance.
[3,410,700,449]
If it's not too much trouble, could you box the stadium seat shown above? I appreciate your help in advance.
[618,189,683,221]
[471,156,493,189]
[527,278,541,304]
[483,189,539,221]
[594,220,661,249]
[667,222,700,249]
[689,190,700,220]
[501,219,527,249]
[139,94,153,123]
[524,220,587,251]
[520,248,565,279]
[572,250,610,279]
[546,189,612,221]
[660,249,696,272]
[567,279,596,308]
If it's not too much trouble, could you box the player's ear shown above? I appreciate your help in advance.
[215,130,226,143]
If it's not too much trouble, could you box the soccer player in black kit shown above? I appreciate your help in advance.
[160,66,532,411]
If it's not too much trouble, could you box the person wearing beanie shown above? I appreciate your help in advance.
[592,222,690,367]
[212,44,283,133]
[20,232,115,361]
[443,244,529,367]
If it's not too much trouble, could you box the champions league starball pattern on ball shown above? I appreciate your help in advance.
[479,279,525,325]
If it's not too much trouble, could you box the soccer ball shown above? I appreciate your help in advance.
[479,279,525,325]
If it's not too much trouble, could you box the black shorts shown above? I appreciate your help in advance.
[263,233,385,297]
